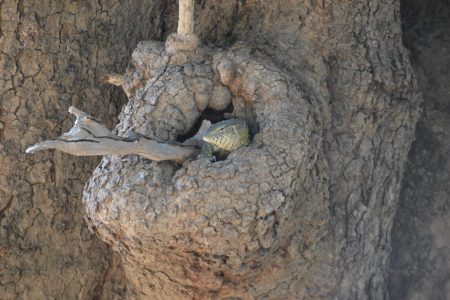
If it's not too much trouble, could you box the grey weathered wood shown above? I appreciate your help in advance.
[26,107,199,163]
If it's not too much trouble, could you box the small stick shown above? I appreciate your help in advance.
[177,0,195,35]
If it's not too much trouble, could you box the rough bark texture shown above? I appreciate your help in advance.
[6,0,449,299]
[81,1,422,299]
[84,41,330,299]
[388,0,450,299]
[0,1,164,299]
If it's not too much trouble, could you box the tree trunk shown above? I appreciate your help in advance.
[5,0,448,299]
[0,1,166,299]
[388,0,450,299]
[80,1,421,299]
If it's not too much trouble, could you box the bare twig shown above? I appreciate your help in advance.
[177,0,195,35]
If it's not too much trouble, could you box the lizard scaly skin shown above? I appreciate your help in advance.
[201,119,249,158]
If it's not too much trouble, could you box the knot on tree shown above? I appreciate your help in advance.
[81,42,329,298]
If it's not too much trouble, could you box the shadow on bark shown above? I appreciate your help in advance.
[389,0,450,299]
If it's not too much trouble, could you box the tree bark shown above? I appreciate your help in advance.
[79,1,422,299]
[388,0,450,299]
[0,1,166,299]
[7,0,450,299]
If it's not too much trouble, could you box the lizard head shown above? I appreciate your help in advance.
[202,119,249,150]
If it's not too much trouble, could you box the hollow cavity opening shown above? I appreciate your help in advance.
[176,102,235,143]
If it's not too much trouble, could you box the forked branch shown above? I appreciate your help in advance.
[26,106,200,163]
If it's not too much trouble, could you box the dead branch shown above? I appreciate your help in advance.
[26,106,199,163]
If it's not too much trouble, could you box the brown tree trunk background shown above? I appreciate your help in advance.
[0,1,165,299]
[1,0,448,299]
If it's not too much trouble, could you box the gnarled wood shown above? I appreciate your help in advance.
[13,0,442,299]
[79,1,423,298]
[26,107,199,163]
